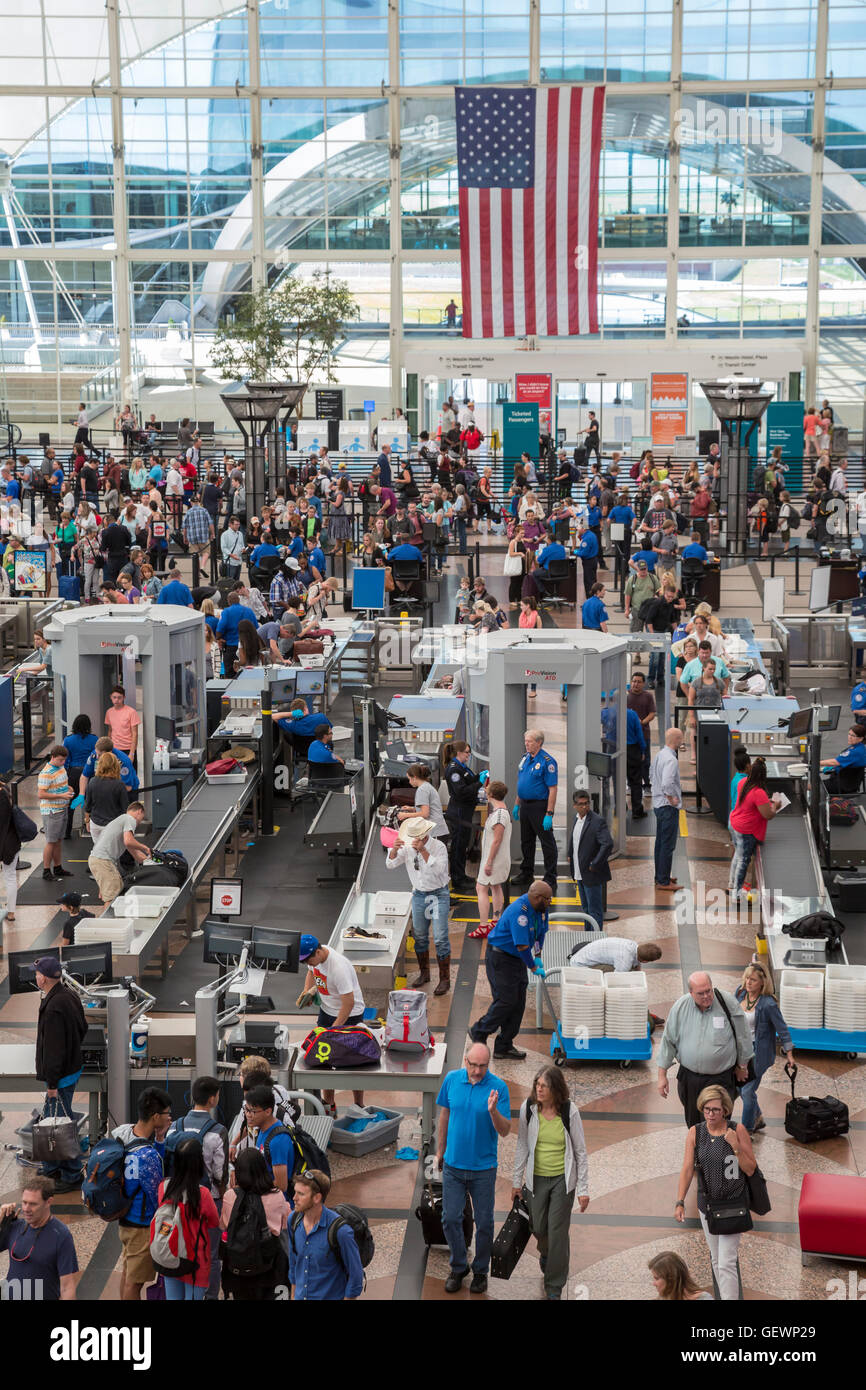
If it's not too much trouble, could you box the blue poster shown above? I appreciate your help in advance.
[766,400,805,492]
[502,403,539,487]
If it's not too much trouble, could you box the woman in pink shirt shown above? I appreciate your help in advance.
[803,407,818,458]
[220,1148,288,1300]
[105,685,141,764]
[729,758,782,894]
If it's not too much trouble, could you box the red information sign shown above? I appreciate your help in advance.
[651,410,688,449]
[515,373,552,408]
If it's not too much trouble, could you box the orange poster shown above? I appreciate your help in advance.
[651,410,687,449]
[651,372,689,411]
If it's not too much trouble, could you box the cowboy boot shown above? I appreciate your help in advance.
[433,955,451,996]
[412,951,431,986]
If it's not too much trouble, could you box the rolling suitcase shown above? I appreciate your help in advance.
[58,573,81,603]
[415,1149,474,1248]
[491,1195,532,1279]
[784,1062,849,1142]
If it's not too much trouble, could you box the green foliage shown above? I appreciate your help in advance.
[209,273,359,406]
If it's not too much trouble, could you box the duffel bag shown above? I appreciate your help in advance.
[206,757,239,776]
[784,1062,849,1143]
[829,797,858,826]
[782,910,845,951]
[293,639,324,656]
[300,1025,381,1068]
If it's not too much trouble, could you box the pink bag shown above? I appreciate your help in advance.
[380,826,399,849]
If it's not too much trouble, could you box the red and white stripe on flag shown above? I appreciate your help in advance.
[457,85,604,339]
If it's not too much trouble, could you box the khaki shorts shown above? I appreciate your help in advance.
[88,855,123,903]
[118,1223,154,1285]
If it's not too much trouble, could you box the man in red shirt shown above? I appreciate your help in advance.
[689,482,711,544]
[105,686,141,767]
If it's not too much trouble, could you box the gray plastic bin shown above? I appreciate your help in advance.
[327,1106,402,1156]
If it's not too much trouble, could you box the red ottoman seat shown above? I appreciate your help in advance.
[798,1173,866,1261]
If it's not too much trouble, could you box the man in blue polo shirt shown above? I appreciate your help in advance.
[582,582,609,632]
[512,729,558,892]
[156,564,193,607]
[249,537,280,567]
[682,530,708,564]
[435,1042,510,1296]
[469,880,552,1061]
[216,588,257,674]
[244,1085,295,1206]
[306,538,326,578]
[307,726,343,767]
[821,724,866,793]
[575,522,599,595]
[80,738,139,798]
[629,544,658,573]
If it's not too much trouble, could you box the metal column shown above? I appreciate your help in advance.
[106,988,130,1131]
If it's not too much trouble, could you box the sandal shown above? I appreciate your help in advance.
[469,919,496,939]
[4,912,14,922]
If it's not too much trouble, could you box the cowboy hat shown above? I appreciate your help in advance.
[398,816,435,842]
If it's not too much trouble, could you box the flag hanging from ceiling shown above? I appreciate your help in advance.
[455,85,604,338]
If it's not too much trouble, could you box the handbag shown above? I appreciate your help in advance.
[31,1095,81,1165]
[503,551,523,576]
[714,988,755,1084]
[704,1198,753,1235]
[744,1165,771,1216]
[11,802,38,842]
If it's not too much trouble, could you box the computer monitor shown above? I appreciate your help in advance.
[9,944,115,991]
[786,707,813,740]
[351,567,387,611]
[373,700,391,734]
[296,668,325,697]
[250,927,300,972]
[808,564,831,613]
[818,704,842,733]
[269,674,297,704]
[155,715,175,742]
[202,920,252,964]
[586,750,613,778]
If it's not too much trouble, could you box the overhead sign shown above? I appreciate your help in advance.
[363,399,375,412]
[315,388,344,420]
[502,404,539,486]
[515,373,552,408]
[766,400,805,492]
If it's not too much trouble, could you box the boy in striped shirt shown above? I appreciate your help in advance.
[37,746,73,882]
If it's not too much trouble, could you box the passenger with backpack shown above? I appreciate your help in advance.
[289,1170,365,1301]
[105,1087,172,1300]
[220,1148,288,1300]
[150,1135,219,1301]
[164,1075,228,1299]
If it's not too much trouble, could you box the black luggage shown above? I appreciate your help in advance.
[491,1195,532,1280]
[123,849,189,891]
[415,1163,473,1248]
[784,1062,849,1143]
[781,911,845,952]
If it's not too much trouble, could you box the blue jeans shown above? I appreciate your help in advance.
[456,516,467,554]
[653,805,679,886]
[577,881,604,930]
[164,1278,206,1301]
[442,1163,497,1275]
[740,1076,763,1130]
[732,832,759,893]
[411,886,451,958]
[648,651,663,684]
[42,1080,83,1182]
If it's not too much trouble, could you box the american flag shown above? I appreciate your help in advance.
[455,85,604,338]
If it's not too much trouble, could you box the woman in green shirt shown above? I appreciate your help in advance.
[512,1065,590,1300]
[54,516,78,578]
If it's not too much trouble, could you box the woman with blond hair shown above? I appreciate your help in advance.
[648,1251,712,1301]
[735,962,793,1134]
[83,750,128,837]
[674,1084,757,1300]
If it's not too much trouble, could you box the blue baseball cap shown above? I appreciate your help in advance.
[299,934,321,961]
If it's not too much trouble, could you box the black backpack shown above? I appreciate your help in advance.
[291,1202,374,1272]
[786,504,801,529]
[221,1190,284,1280]
[262,1123,331,1187]
[782,911,846,952]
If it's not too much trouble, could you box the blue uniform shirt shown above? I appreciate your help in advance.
[435,1067,510,1171]
[308,739,339,764]
[609,504,635,527]
[632,548,657,571]
[517,748,558,801]
[216,603,258,645]
[581,595,608,630]
[250,542,279,565]
[63,731,98,766]
[487,892,549,969]
[852,681,866,714]
[307,546,326,574]
[626,707,646,751]
[287,535,305,558]
[387,543,424,562]
[82,746,139,790]
[576,531,599,559]
[682,543,708,562]
[156,579,193,606]
[586,505,601,528]
[278,711,332,739]
[836,741,866,770]
[537,542,567,569]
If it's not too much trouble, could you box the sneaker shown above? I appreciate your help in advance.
[445,1268,470,1294]
[53,867,73,878]
[42,869,54,881]
[469,1272,488,1295]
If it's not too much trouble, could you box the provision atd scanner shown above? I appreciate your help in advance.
[44,605,207,785]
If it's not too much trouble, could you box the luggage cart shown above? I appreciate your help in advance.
[531,911,603,1028]
[537,967,653,1070]
[786,1027,866,1061]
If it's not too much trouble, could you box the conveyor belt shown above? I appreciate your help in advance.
[759,806,822,898]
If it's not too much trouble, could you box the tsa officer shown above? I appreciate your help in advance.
[512,729,558,892]
[575,521,600,595]
[469,880,552,1060]
[442,739,487,894]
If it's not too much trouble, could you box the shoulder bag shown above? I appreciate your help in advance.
[714,987,755,1083]
[694,1123,753,1235]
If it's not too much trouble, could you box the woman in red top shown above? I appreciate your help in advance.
[154,1136,219,1301]
[728,758,782,895]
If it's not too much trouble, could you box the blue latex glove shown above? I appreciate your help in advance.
[512,803,520,822]
[542,814,554,831]
[533,961,546,978]
[290,708,303,720]
[479,769,489,784]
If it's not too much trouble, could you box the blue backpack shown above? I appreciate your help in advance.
[82,1135,148,1222]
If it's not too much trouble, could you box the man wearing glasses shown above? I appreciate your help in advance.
[435,1042,511,1296]
[657,972,754,1126]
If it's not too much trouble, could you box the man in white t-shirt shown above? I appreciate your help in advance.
[165,462,184,524]
[297,933,367,1114]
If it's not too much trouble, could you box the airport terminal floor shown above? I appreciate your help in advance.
[2,505,866,1329]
